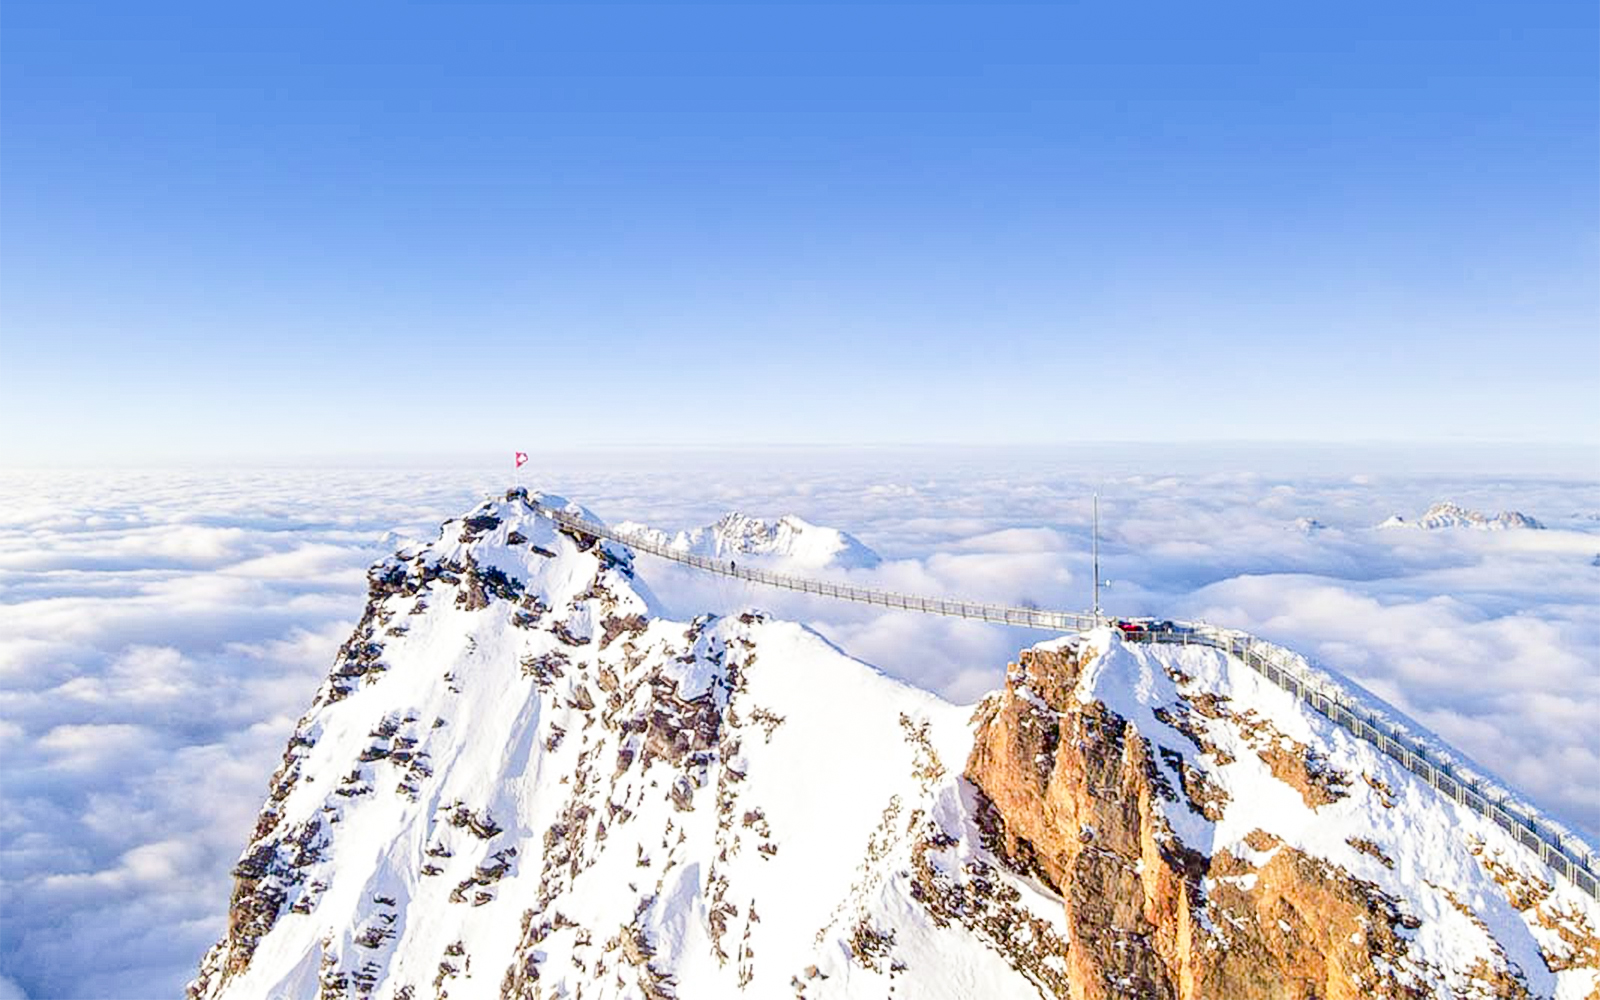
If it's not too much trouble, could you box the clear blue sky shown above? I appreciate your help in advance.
[2,1,1596,462]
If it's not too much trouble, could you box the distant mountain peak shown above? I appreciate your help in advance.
[1380,501,1544,531]
[614,509,881,571]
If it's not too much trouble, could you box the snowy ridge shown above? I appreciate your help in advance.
[1381,501,1546,531]
[1166,625,1600,893]
[613,511,881,571]
[538,500,1600,901]
[189,490,1079,1000]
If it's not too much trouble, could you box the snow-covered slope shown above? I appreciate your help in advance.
[192,489,1600,1000]
[189,490,1059,1000]
[613,511,881,571]
[1381,501,1545,531]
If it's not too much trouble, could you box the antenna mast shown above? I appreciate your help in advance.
[1092,492,1101,624]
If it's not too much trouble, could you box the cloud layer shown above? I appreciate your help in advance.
[1,451,1596,998]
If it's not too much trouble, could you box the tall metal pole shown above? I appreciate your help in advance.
[1092,493,1101,624]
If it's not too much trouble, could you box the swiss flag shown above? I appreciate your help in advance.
[514,452,528,468]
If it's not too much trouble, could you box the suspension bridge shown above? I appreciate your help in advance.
[530,498,1600,901]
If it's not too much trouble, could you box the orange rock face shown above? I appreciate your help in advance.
[964,643,1518,1000]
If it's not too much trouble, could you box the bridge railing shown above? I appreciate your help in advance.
[533,501,1100,633]
[1132,625,1600,900]
[530,500,1599,900]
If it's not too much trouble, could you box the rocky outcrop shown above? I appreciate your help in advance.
[963,642,1562,1000]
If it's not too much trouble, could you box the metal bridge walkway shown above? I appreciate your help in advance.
[534,501,1099,632]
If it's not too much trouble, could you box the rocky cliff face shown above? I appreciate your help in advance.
[967,640,1600,1000]
[191,489,1599,1000]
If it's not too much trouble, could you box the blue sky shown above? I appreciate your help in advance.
[2,1,1596,461]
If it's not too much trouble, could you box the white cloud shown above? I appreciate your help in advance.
[0,453,1595,997]
[36,723,156,767]
[224,543,367,580]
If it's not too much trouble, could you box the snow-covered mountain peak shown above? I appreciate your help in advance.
[191,489,1057,1000]
[614,510,881,571]
[1381,501,1545,531]
[192,490,1600,1000]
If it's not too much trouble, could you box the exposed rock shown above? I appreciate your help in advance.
[601,613,649,649]
[962,642,1529,1000]
[188,818,326,998]
[459,514,502,541]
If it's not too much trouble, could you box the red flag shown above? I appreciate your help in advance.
[514,452,528,468]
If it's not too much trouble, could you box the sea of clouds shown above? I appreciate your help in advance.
[1,447,1596,999]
